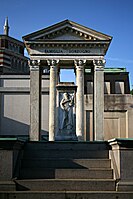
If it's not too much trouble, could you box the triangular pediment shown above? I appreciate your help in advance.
[23,20,112,41]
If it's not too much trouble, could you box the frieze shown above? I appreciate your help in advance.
[29,42,106,55]
[44,48,91,54]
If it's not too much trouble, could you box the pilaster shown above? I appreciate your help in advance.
[29,60,41,141]
[93,59,105,140]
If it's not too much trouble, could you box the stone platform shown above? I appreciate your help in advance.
[0,140,133,198]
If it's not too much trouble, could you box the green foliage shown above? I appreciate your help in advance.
[130,89,133,95]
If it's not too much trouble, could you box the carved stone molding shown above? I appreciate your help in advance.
[47,59,59,67]
[43,27,97,41]
[93,59,105,71]
[29,60,41,71]
[74,59,86,70]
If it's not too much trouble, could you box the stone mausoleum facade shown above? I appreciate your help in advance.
[0,19,133,196]
[0,19,133,141]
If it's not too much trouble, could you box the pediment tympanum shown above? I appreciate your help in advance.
[23,19,112,41]
[23,20,112,56]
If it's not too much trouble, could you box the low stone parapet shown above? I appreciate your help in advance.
[109,138,133,191]
[0,138,25,181]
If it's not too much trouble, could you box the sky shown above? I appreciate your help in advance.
[0,0,133,87]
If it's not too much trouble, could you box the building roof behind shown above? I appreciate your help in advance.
[85,68,127,73]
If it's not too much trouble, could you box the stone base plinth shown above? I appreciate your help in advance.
[55,134,77,141]
[117,181,133,191]
[0,181,16,191]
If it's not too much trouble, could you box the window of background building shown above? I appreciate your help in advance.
[115,81,124,94]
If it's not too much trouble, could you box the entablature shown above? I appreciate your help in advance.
[25,40,109,57]
[23,20,112,59]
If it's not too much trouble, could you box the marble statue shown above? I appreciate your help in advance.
[60,92,74,132]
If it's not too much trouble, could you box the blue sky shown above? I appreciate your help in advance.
[0,0,133,87]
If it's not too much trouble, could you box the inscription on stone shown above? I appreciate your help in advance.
[44,48,91,54]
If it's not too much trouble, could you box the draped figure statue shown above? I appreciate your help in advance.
[60,92,74,132]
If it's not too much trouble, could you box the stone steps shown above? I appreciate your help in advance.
[23,149,109,159]
[0,181,16,191]
[23,142,110,159]
[19,168,113,179]
[15,179,116,191]
[21,158,111,169]
[15,142,116,195]
[24,141,110,151]
[1,191,133,199]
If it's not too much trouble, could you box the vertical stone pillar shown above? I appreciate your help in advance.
[47,59,59,141]
[93,59,105,140]
[29,60,41,141]
[75,60,86,141]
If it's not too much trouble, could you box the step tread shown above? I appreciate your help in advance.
[2,190,133,193]
[17,179,115,182]
[19,168,113,179]
[24,142,110,150]
[16,179,116,191]
[23,150,109,159]
[21,158,110,160]
[20,168,112,171]
[21,158,111,162]
[1,191,133,199]
[21,158,111,169]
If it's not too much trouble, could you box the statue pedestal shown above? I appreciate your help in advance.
[55,134,78,141]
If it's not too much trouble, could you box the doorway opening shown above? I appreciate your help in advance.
[60,69,75,83]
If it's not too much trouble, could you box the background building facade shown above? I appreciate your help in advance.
[0,18,29,74]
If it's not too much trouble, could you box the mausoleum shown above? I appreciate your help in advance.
[0,19,133,197]
[0,19,133,141]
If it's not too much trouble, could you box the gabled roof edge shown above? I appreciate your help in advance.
[22,19,70,40]
[22,19,112,41]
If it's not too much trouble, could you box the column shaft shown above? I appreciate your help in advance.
[48,60,58,141]
[29,60,41,141]
[93,60,105,140]
[75,60,86,141]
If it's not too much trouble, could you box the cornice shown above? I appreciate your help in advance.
[25,40,110,56]
[23,20,112,42]
[25,40,109,48]
[0,48,29,60]
[0,35,24,47]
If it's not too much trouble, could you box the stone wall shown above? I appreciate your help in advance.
[84,94,133,140]
[0,75,133,140]
[0,75,49,138]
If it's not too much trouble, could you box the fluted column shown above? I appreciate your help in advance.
[93,59,105,140]
[48,59,59,141]
[75,59,86,141]
[29,60,41,141]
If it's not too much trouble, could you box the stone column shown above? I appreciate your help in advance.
[29,60,41,141]
[93,59,105,140]
[75,60,86,141]
[48,59,59,141]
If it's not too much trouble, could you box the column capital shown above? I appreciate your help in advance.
[28,60,41,71]
[74,59,86,69]
[47,59,59,68]
[93,59,106,71]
